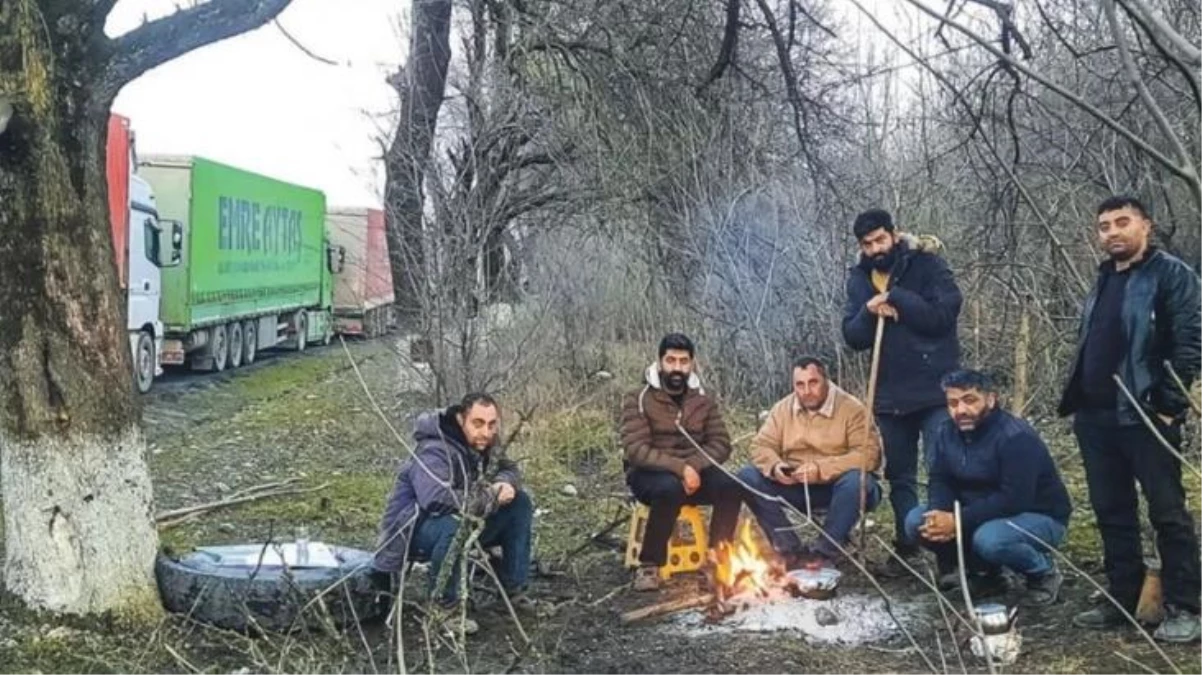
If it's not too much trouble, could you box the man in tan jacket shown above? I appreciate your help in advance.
[619,333,743,591]
[738,356,882,569]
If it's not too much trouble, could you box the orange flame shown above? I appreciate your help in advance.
[711,521,778,597]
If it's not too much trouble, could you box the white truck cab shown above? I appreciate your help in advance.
[110,114,182,393]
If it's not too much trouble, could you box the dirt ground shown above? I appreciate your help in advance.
[0,336,1200,674]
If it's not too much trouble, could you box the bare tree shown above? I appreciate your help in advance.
[0,0,294,616]
[385,0,453,317]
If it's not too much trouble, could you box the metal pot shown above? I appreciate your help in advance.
[974,603,1017,635]
[787,568,841,600]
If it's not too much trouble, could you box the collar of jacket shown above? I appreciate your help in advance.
[791,383,840,418]
[639,363,705,415]
[958,406,1003,442]
[642,363,704,394]
[1097,246,1160,275]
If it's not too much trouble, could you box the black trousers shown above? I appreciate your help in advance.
[1074,409,1201,613]
[626,466,743,566]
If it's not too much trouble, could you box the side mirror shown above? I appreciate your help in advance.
[167,220,183,266]
[144,218,163,266]
[327,244,346,274]
[145,218,183,268]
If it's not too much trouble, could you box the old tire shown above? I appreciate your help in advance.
[211,324,229,372]
[243,321,258,365]
[155,546,387,633]
[228,321,244,369]
[135,331,155,394]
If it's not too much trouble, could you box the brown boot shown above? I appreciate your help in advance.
[633,564,660,592]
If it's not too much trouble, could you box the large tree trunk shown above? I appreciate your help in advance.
[0,0,293,616]
[0,94,159,615]
[385,0,454,318]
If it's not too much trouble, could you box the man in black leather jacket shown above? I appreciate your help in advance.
[1059,195,1201,643]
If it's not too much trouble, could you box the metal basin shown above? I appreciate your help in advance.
[787,568,841,600]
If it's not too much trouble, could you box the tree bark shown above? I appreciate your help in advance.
[385,0,454,317]
[0,0,293,616]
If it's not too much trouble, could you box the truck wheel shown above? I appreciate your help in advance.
[228,322,244,368]
[243,321,257,365]
[135,331,155,394]
[294,310,308,352]
[211,324,229,372]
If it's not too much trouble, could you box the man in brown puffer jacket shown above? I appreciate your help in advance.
[618,333,744,591]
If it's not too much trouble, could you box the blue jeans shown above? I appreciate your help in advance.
[904,506,1066,578]
[410,490,534,604]
[738,466,880,559]
[878,406,949,544]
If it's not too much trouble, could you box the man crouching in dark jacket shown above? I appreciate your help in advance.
[373,393,532,634]
[904,369,1071,608]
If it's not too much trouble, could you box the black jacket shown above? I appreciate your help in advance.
[843,238,963,415]
[929,408,1072,531]
[1059,248,1201,425]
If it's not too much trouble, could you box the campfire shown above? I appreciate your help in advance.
[621,520,844,626]
[704,521,790,621]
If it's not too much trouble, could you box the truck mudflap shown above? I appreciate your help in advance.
[334,316,365,336]
[161,339,186,365]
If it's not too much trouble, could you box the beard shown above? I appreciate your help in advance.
[955,404,994,431]
[869,248,898,271]
[661,370,688,392]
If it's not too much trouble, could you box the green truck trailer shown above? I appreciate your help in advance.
[139,156,338,371]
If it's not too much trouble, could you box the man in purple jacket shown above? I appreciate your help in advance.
[373,393,532,633]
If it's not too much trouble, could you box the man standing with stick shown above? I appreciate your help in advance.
[1059,196,1201,643]
[842,209,963,575]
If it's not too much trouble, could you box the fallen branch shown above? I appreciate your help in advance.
[156,478,301,519]
[155,482,330,529]
[566,512,631,558]
[620,594,713,623]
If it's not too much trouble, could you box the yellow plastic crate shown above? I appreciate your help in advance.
[624,503,709,580]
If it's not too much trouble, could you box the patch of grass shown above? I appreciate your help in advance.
[160,473,392,553]
[517,408,627,563]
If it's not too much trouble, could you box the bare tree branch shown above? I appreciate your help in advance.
[1103,0,1198,193]
[1119,0,1202,68]
[902,0,1201,199]
[274,18,339,66]
[697,0,741,95]
[98,0,293,111]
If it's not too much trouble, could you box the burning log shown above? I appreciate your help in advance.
[620,594,714,623]
[623,520,844,626]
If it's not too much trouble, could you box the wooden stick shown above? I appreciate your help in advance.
[1163,360,1201,417]
[155,478,302,520]
[155,483,330,529]
[954,501,995,675]
[858,316,887,559]
[1113,375,1202,480]
[620,594,713,624]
